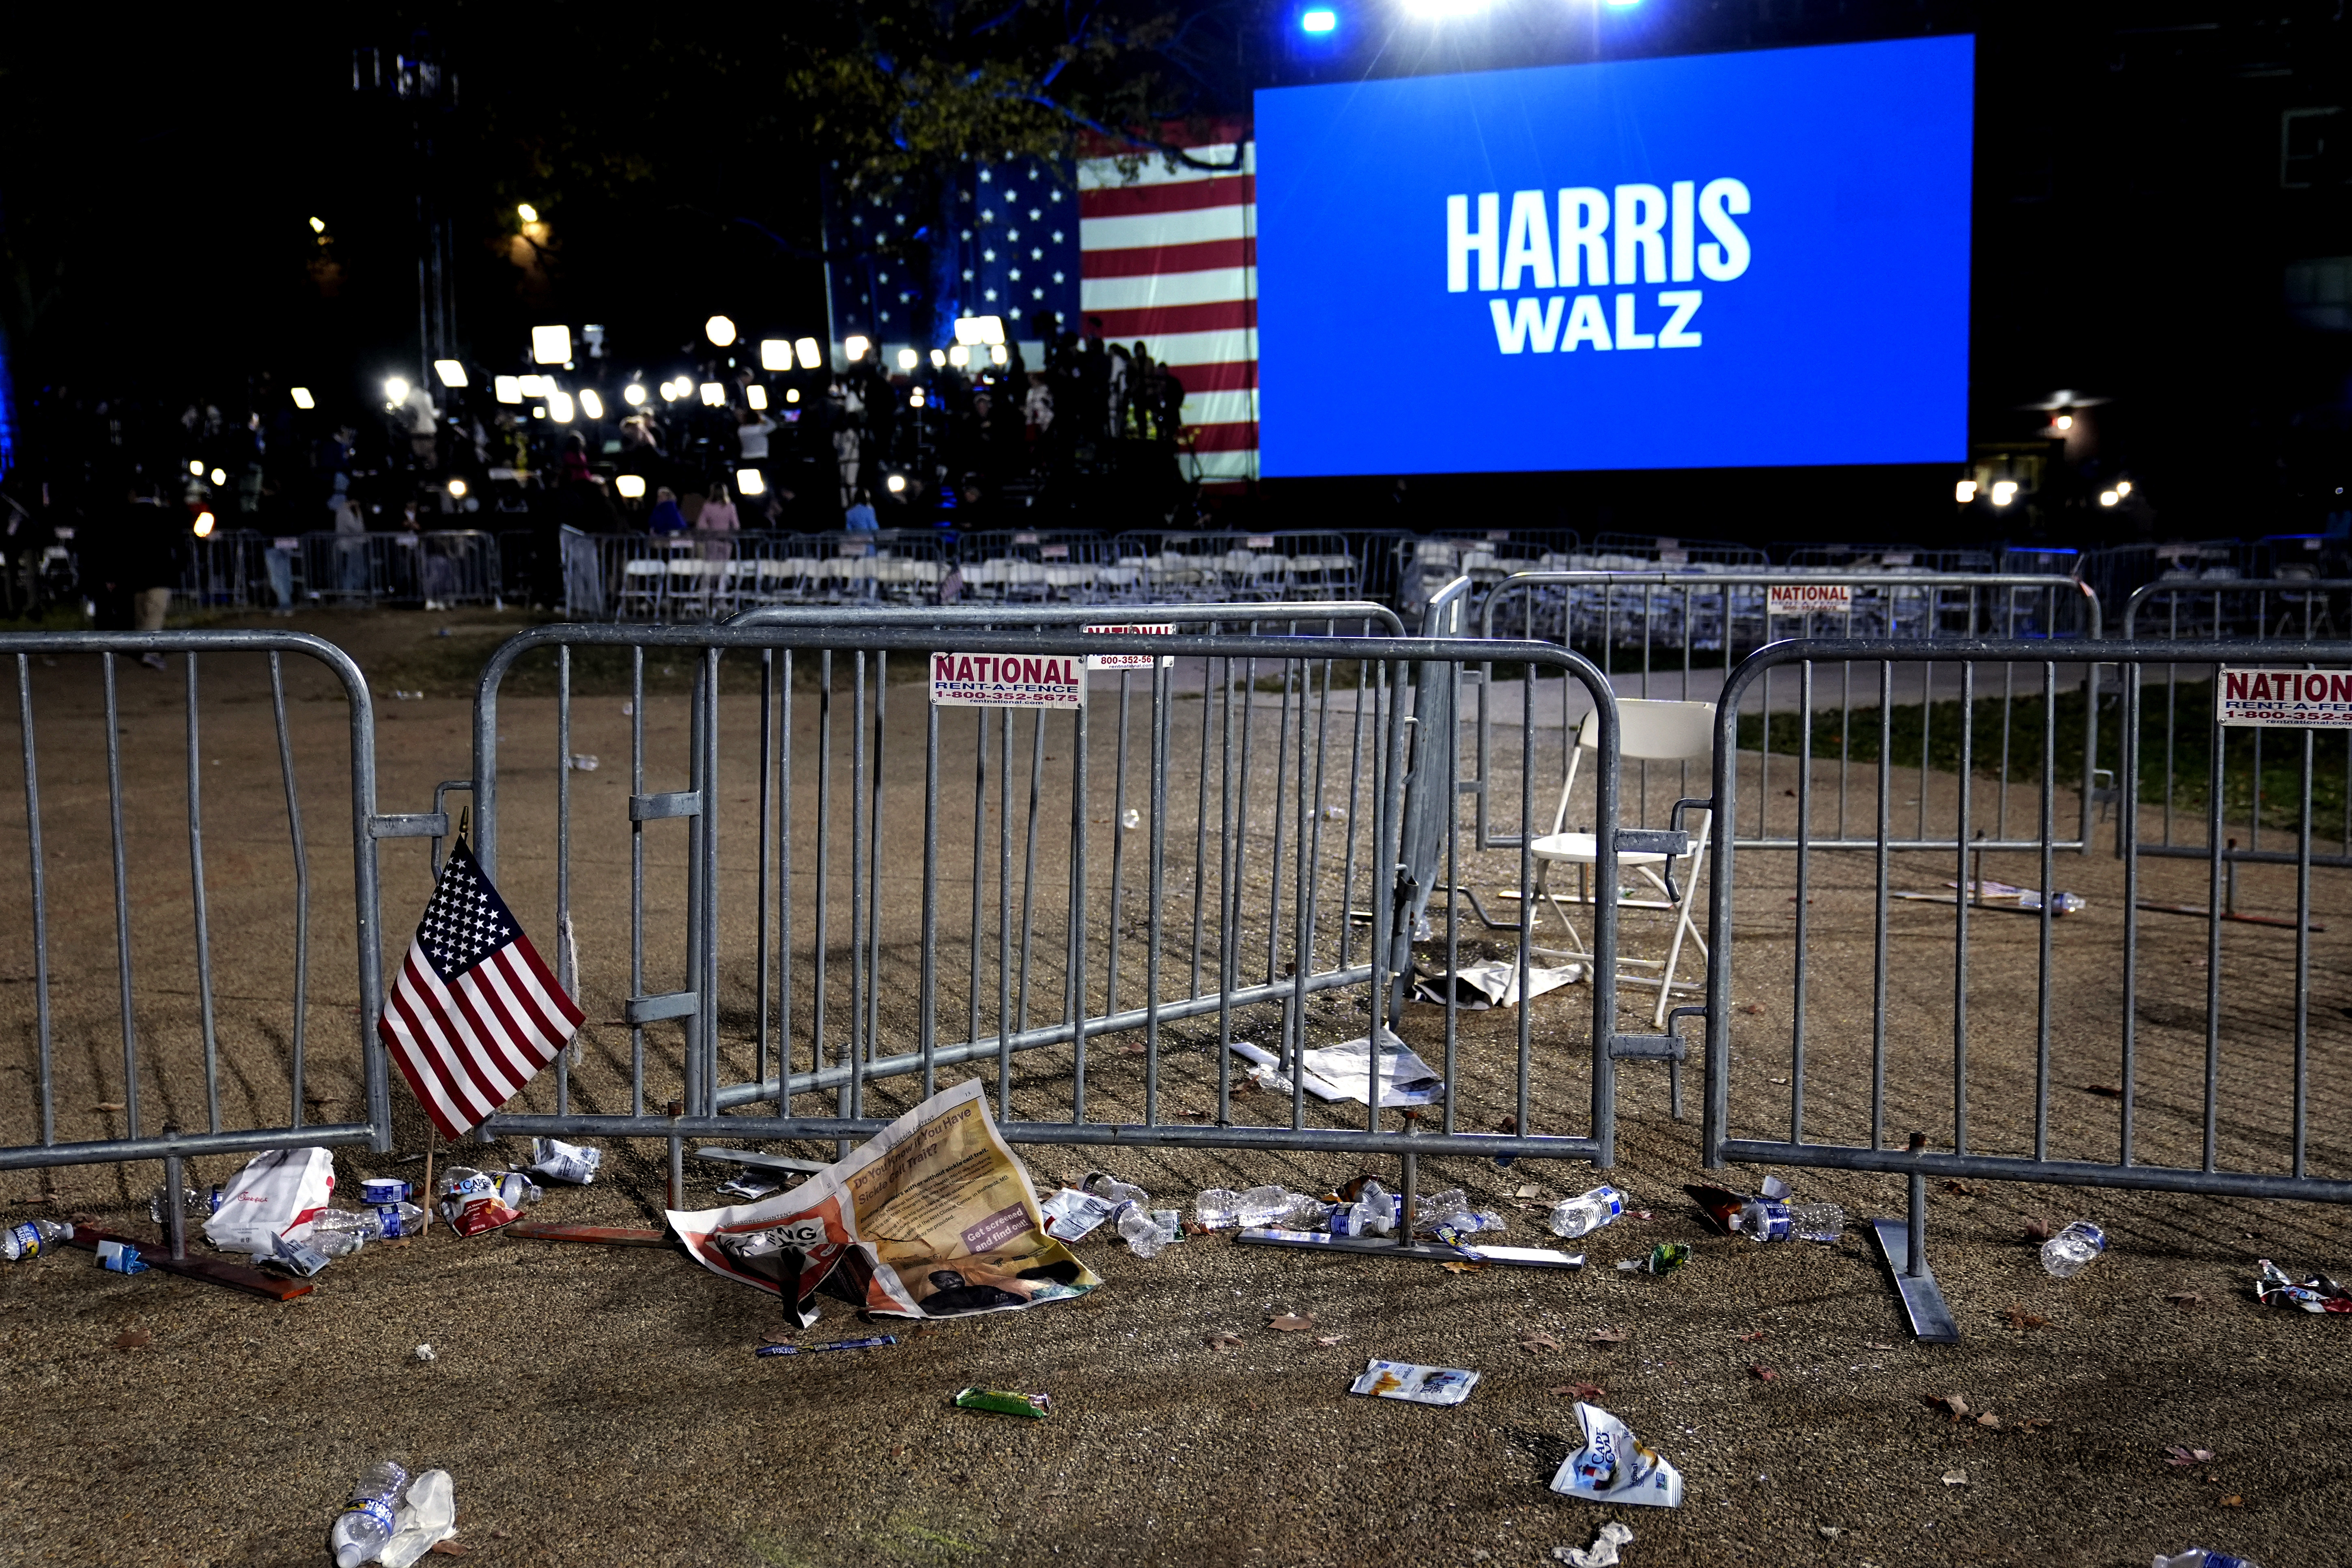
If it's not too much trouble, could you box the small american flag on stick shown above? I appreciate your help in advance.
[380,840,583,1142]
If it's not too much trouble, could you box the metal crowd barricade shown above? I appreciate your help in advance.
[1586,532,1769,568]
[465,615,1653,1242]
[1472,571,2105,854]
[955,531,1120,604]
[1388,531,1582,619]
[1700,637,2352,1343]
[1778,543,1996,574]
[0,632,416,1245]
[2122,579,2352,871]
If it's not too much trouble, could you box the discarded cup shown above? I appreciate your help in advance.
[1082,1171,1147,1207]
[377,1468,458,1568]
[147,1185,218,1226]
[2040,1220,2107,1278]
[954,1387,1052,1420]
[1115,1202,1166,1259]
[360,1178,412,1207]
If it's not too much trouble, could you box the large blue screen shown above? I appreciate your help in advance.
[1254,36,1974,476]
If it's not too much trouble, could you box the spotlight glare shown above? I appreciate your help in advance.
[2116,480,2133,497]
[517,202,539,224]
[189,459,206,476]
[929,348,947,368]
[699,382,725,407]
[736,468,766,497]
[308,215,326,234]
[948,345,970,368]
[623,383,648,407]
[885,473,907,494]
[1301,7,1337,31]
[210,467,226,486]
[760,339,791,372]
[746,385,768,411]
[990,344,1009,365]
[433,359,467,388]
[2054,413,2074,431]
[1990,480,2019,508]
[532,325,571,364]
[290,387,316,410]
[494,375,523,404]
[844,336,871,362]
[794,336,822,369]
[448,478,469,499]
[2099,490,2119,507]
[192,511,216,538]
[1954,480,1977,504]
[385,376,411,405]
[580,389,605,419]
[615,474,647,499]
[896,348,919,371]
[786,388,801,404]
[547,390,576,423]
[705,315,738,347]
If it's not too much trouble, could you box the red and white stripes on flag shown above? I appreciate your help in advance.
[379,841,584,1143]
[1080,120,1258,486]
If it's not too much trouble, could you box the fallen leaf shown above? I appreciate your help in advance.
[1550,1382,1606,1400]
[113,1329,152,1351]
[68,1212,97,1227]
[1739,1002,1765,1015]
[1626,1210,1655,1221]
[1442,1260,1487,1274]
[2082,1084,2124,1099]
[890,1445,907,1459]
[1515,1184,1546,1200]
[1588,1326,1631,1344]
[1922,1393,1970,1421]
[1942,1469,1969,1487]
[2221,1496,2243,1508]
[1976,1413,2002,1429]
[1312,1334,1345,1347]
[2023,1217,2054,1243]
[1518,1333,1563,1353]
[1941,1179,1975,1196]
[1267,1314,1316,1332]
[1749,1364,1776,1381]
[2166,1291,2204,1309]
[2002,1306,2051,1331]
[1120,1042,1148,1054]
[2164,1445,2216,1467]
[91,1101,125,1113]
[427,1545,470,1559]
[1863,1341,1898,1351]
[1205,1332,1244,1350]
[1496,1114,1519,1135]
[762,1331,797,1346]
[1737,1330,1770,1344]
[2013,1418,2054,1432]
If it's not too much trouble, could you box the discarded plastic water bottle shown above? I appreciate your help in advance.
[1320,804,1347,821]
[2041,1220,2107,1278]
[1734,1198,1846,1242]
[492,1172,543,1209]
[1236,1184,1323,1229]
[2018,888,2087,916]
[1120,807,1141,830]
[331,1458,411,1568]
[2,1219,71,1261]
[1115,1202,1165,1259]
[147,1185,217,1226]
[1412,1187,1471,1228]
[1194,1189,1244,1229]
[2153,1549,2262,1568]
[1083,1172,1147,1207]
[1548,1185,1627,1240]
[1336,1180,1395,1238]
[313,1202,433,1256]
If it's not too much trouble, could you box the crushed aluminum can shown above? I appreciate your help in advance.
[953,1387,1052,1419]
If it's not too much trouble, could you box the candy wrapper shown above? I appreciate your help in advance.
[1348,1359,1480,1406]
[2256,1258,2352,1314]
[1549,1401,1685,1509]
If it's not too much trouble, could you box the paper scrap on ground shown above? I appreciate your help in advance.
[667,1079,1099,1318]
[1037,1186,1118,1242]
[1299,1031,1446,1107]
[1414,958,1583,1010]
[1555,1521,1634,1567]
[1549,1402,1685,1508]
[1349,1359,1480,1406]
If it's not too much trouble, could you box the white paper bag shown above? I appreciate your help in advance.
[202,1146,336,1254]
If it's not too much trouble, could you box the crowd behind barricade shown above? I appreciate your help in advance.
[0,310,1216,623]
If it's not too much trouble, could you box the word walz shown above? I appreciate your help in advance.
[931,653,1088,709]
[2219,666,2352,729]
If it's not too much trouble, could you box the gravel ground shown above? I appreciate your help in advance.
[1,607,2346,1568]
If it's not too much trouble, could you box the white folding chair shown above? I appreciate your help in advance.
[1529,698,1715,1028]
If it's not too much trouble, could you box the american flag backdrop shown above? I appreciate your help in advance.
[1079,120,1259,486]
[379,841,584,1143]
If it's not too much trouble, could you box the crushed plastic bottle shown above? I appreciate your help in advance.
[1194,1189,1244,1229]
[492,1171,543,1210]
[378,1469,458,1568]
[147,1185,219,1226]
[311,1202,431,1257]
[1236,1184,1325,1230]
[1115,1202,1166,1259]
[2018,888,2087,916]
[330,1458,410,1568]
[2042,1220,2107,1278]
[1547,1185,1628,1240]
[1732,1197,1846,1242]
[1332,1180,1396,1238]
[2,1219,71,1261]
[2154,1551,2261,1568]
[1082,1172,1147,1207]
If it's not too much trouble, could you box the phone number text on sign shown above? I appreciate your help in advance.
[931,653,1087,708]
[1082,622,1176,670]
[2219,667,2352,728]
[1767,583,1852,615]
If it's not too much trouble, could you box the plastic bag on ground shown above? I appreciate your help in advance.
[377,1468,458,1568]
[203,1146,336,1254]
[1549,1402,1685,1508]
[1297,1031,1446,1108]
[1556,1522,1634,1567]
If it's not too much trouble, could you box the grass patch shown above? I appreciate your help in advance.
[1736,679,2350,832]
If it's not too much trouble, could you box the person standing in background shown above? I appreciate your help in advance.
[843,487,878,532]
[735,407,776,497]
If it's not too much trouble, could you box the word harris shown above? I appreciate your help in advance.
[1446,181,1752,355]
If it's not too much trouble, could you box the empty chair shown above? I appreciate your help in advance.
[1529,698,1715,1028]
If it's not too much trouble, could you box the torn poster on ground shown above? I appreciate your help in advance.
[667,1078,1099,1318]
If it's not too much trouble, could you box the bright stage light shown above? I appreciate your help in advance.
[760,339,791,372]
[532,325,571,365]
[448,478,469,499]
[2116,480,2133,497]
[896,348,918,371]
[2098,490,2119,507]
[493,376,523,404]
[547,391,576,422]
[795,336,822,369]
[948,345,970,368]
[2054,413,2074,432]
[192,511,216,538]
[385,376,411,404]
[517,202,539,224]
[844,336,871,362]
[990,344,1009,365]
[786,388,800,404]
[1990,480,2018,508]
[615,474,647,499]
[209,467,226,486]
[929,348,946,368]
[434,359,467,388]
[736,469,766,497]
[290,387,316,410]
[1954,480,1977,503]
[579,389,605,419]
[188,460,205,476]
[308,215,326,234]
[623,383,647,407]
[885,473,907,494]
[706,315,737,347]
[699,382,725,407]
[1301,8,1336,31]
[746,385,768,410]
